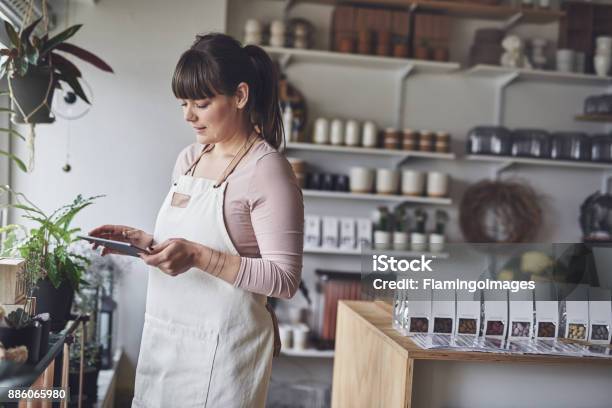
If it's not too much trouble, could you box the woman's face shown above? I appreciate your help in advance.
[180,95,241,145]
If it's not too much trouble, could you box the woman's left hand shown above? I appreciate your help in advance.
[140,238,204,277]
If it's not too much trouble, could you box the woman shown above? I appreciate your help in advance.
[89,33,304,407]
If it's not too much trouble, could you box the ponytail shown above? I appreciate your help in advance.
[244,45,284,150]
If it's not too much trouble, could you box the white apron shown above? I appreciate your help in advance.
[132,136,274,408]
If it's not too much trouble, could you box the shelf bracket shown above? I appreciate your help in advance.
[493,72,519,126]
[283,0,295,18]
[492,160,515,179]
[601,172,612,194]
[395,64,415,130]
[503,12,524,32]
[279,53,293,71]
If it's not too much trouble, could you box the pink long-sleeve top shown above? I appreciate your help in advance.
[171,139,304,299]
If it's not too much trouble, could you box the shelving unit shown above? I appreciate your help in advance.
[575,114,612,123]
[466,64,612,86]
[304,246,450,259]
[286,142,456,160]
[280,348,335,358]
[279,0,564,24]
[466,154,612,170]
[303,189,453,205]
[264,46,460,73]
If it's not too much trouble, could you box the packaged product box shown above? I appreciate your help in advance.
[588,287,611,345]
[322,216,340,249]
[454,288,481,336]
[430,288,455,335]
[483,288,508,339]
[356,218,372,250]
[339,217,356,250]
[403,288,432,335]
[534,283,559,339]
[304,215,321,249]
[562,284,589,341]
[508,289,534,340]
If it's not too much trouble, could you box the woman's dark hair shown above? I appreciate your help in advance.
[172,33,284,150]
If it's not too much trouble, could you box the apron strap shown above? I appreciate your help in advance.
[213,133,260,188]
[184,144,215,176]
[183,133,261,187]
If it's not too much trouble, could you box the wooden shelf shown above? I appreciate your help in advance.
[264,46,460,72]
[466,154,612,170]
[575,114,612,123]
[302,189,453,205]
[280,0,564,24]
[304,246,450,259]
[286,142,456,160]
[280,348,335,358]
[466,64,612,86]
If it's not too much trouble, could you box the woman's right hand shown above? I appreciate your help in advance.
[88,224,154,256]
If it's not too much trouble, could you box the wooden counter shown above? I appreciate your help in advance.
[332,301,612,408]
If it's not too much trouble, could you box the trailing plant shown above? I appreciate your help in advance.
[0,185,103,292]
[0,11,113,171]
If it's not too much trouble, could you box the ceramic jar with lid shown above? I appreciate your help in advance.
[419,130,434,151]
[402,129,419,151]
[435,132,450,153]
[383,128,400,150]
[362,121,378,148]
[511,129,551,158]
[467,126,512,156]
[550,132,590,161]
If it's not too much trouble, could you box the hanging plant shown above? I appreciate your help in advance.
[0,14,113,171]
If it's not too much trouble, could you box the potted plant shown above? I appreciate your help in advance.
[1,17,113,124]
[0,186,102,331]
[0,307,44,364]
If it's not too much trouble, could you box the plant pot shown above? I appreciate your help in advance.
[32,278,75,332]
[68,366,100,408]
[414,46,430,60]
[0,323,42,364]
[10,66,56,124]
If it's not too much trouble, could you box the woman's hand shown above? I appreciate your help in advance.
[88,224,154,256]
[139,238,205,277]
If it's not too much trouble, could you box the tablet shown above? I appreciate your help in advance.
[78,235,150,257]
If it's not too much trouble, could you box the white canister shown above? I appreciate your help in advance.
[292,324,309,350]
[429,233,445,253]
[244,33,263,46]
[556,49,575,72]
[393,231,409,251]
[350,167,375,193]
[594,54,611,77]
[270,20,286,35]
[330,119,345,145]
[362,121,378,148]
[345,120,361,146]
[279,324,293,350]
[376,169,399,195]
[411,232,427,252]
[287,307,303,324]
[596,36,612,53]
[426,172,449,198]
[313,118,329,144]
[401,170,425,196]
[373,230,392,250]
[269,35,285,48]
[245,19,262,34]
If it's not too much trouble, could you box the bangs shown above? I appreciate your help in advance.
[172,49,221,100]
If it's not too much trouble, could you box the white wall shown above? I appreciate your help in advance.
[9,0,227,401]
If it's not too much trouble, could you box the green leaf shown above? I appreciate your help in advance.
[56,73,89,104]
[55,43,113,73]
[50,52,81,78]
[40,24,82,56]
[25,42,39,65]
[0,127,26,141]
[9,203,45,215]
[4,21,20,48]
[0,150,26,171]
[20,18,41,45]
